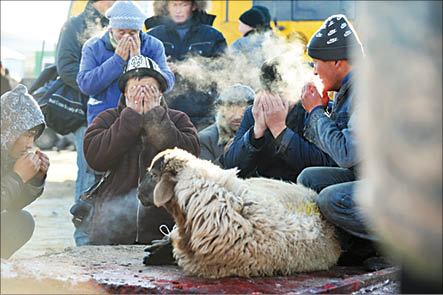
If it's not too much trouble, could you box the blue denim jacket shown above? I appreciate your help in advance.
[304,78,359,168]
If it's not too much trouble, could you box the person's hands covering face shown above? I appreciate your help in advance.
[126,83,161,114]
[129,33,141,58]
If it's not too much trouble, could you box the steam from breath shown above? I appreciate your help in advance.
[172,33,323,103]
[99,188,139,238]
[76,18,109,45]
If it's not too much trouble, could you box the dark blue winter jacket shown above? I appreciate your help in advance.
[224,101,337,182]
[147,15,227,128]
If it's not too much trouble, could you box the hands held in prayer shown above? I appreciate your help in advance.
[301,82,330,113]
[252,90,289,139]
[13,150,50,182]
[115,33,141,61]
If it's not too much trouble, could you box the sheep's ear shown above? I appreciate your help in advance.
[153,173,176,207]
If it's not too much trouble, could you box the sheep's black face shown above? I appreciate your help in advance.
[138,155,167,207]
[137,169,159,207]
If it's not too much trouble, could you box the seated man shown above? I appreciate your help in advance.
[198,84,254,167]
[224,60,336,182]
[1,85,50,259]
[298,15,383,268]
[83,55,199,254]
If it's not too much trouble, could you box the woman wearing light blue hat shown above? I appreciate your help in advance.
[77,1,175,126]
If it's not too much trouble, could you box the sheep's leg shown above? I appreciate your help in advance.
[143,235,176,265]
[144,236,171,252]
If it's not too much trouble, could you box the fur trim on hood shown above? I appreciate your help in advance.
[153,0,209,17]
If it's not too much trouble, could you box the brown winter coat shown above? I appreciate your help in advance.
[83,96,199,245]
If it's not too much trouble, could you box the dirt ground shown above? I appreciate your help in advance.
[10,150,78,259]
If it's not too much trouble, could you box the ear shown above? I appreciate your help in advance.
[153,173,176,207]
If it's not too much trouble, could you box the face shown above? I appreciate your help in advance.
[238,20,253,35]
[312,59,342,92]
[167,1,195,24]
[138,165,160,207]
[219,105,249,132]
[125,76,161,98]
[111,28,138,41]
[9,130,35,159]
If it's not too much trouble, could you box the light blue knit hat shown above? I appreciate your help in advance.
[106,1,146,30]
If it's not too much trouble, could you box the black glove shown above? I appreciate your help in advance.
[143,236,176,265]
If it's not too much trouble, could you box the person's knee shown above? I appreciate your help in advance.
[297,167,316,188]
[1,210,35,259]
[317,185,337,216]
[19,210,35,241]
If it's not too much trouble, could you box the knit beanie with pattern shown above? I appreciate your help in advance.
[106,1,146,30]
[307,14,364,61]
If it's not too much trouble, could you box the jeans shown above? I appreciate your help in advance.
[297,167,375,240]
[73,125,96,246]
[1,210,35,259]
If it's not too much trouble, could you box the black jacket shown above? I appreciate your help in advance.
[54,2,108,114]
[147,15,227,128]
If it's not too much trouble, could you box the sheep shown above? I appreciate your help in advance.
[138,148,341,278]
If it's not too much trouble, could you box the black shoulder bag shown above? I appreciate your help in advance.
[70,171,110,234]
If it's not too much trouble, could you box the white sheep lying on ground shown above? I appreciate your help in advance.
[138,148,341,278]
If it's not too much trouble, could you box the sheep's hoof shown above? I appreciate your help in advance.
[144,236,171,252]
[142,241,175,265]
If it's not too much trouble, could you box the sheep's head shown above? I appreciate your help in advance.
[137,148,195,207]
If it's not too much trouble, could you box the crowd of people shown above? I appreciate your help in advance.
[1,1,441,293]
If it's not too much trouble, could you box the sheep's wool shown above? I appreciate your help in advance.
[159,148,341,278]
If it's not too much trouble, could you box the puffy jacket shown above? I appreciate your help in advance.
[55,2,109,127]
[224,101,336,181]
[83,95,199,244]
[304,76,359,169]
[77,30,175,125]
[147,15,227,128]
[56,2,108,92]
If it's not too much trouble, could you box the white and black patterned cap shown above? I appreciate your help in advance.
[307,14,364,61]
[118,55,168,92]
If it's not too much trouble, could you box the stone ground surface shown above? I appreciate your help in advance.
[1,151,400,294]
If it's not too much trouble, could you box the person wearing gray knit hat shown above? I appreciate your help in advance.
[298,14,377,257]
[198,84,255,167]
[1,84,50,259]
